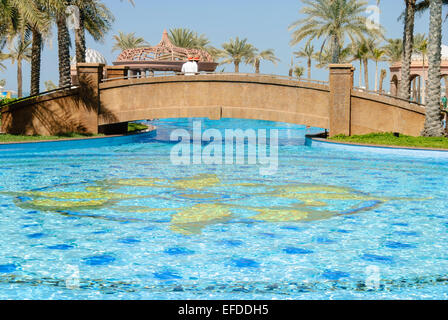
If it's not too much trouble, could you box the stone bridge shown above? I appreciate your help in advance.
[1,63,426,137]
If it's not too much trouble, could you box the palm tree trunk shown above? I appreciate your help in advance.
[417,76,421,102]
[307,58,311,79]
[422,55,426,104]
[399,0,416,100]
[234,61,239,73]
[30,28,42,96]
[57,13,72,88]
[17,59,22,98]
[75,12,86,64]
[359,60,362,87]
[379,70,386,93]
[422,0,444,137]
[363,59,369,90]
[375,61,379,92]
[255,60,260,73]
[412,77,417,101]
[331,34,340,63]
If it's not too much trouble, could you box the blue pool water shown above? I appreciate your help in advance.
[1,118,448,300]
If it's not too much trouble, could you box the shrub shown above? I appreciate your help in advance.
[0,98,19,110]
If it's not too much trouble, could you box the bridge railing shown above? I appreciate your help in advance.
[101,72,329,86]
[352,86,425,107]
[0,85,78,109]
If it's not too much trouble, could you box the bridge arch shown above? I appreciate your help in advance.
[98,74,331,130]
[1,63,426,137]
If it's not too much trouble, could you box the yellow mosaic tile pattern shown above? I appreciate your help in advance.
[3,174,422,235]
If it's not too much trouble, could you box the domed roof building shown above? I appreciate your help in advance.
[71,48,108,66]
[390,44,448,103]
[70,48,108,85]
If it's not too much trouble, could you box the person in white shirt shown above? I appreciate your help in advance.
[193,56,200,72]
[181,56,198,76]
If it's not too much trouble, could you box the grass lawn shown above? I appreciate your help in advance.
[128,122,149,132]
[0,122,149,143]
[330,132,448,150]
[0,132,104,143]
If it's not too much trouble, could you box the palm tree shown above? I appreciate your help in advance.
[0,2,11,72]
[206,46,224,62]
[50,0,71,88]
[288,57,294,77]
[293,66,305,79]
[351,40,369,88]
[415,0,448,13]
[371,47,386,92]
[169,28,194,48]
[0,3,9,40]
[30,24,43,95]
[294,43,314,79]
[398,0,448,96]
[193,34,211,50]
[383,38,403,64]
[29,10,48,96]
[379,68,387,93]
[413,33,428,103]
[0,0,47,95]
[413,0,448,105]
[26,0,51,96]
[289,0,374,64]
[0,36,5,51]
[359,38,377,91]
[315,45,352,69]
[422,0,444,137]
[399,0,417,100]
[221,37,256,73]
[72,0,115,64]
[112,31,148,52]
[44,80,58,91]
[168,27,220,60]
[0,41,7,71]
[4,36,31,97]
[247,49,279,74]
[0,0,19,39]
[168,28,207,49]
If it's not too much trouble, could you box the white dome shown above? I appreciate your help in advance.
[442,44,448,59]
[71,48,107,66]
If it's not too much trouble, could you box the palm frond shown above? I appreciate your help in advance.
[288,0,376,63]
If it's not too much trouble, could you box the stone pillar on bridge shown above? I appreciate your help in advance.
[329,64,354,137]
[77,63,105,135]
[105,66,129,81]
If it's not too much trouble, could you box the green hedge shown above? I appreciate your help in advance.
[0,97,19,109]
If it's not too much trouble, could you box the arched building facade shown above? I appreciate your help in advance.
[390,44,448,104]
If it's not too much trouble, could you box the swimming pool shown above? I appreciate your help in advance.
[1,118,448,300]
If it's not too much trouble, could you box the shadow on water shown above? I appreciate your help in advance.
[143,118,324,146]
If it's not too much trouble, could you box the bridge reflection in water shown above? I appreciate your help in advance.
[145,118,323,146]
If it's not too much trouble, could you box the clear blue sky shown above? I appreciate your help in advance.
[0,0,446,94]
